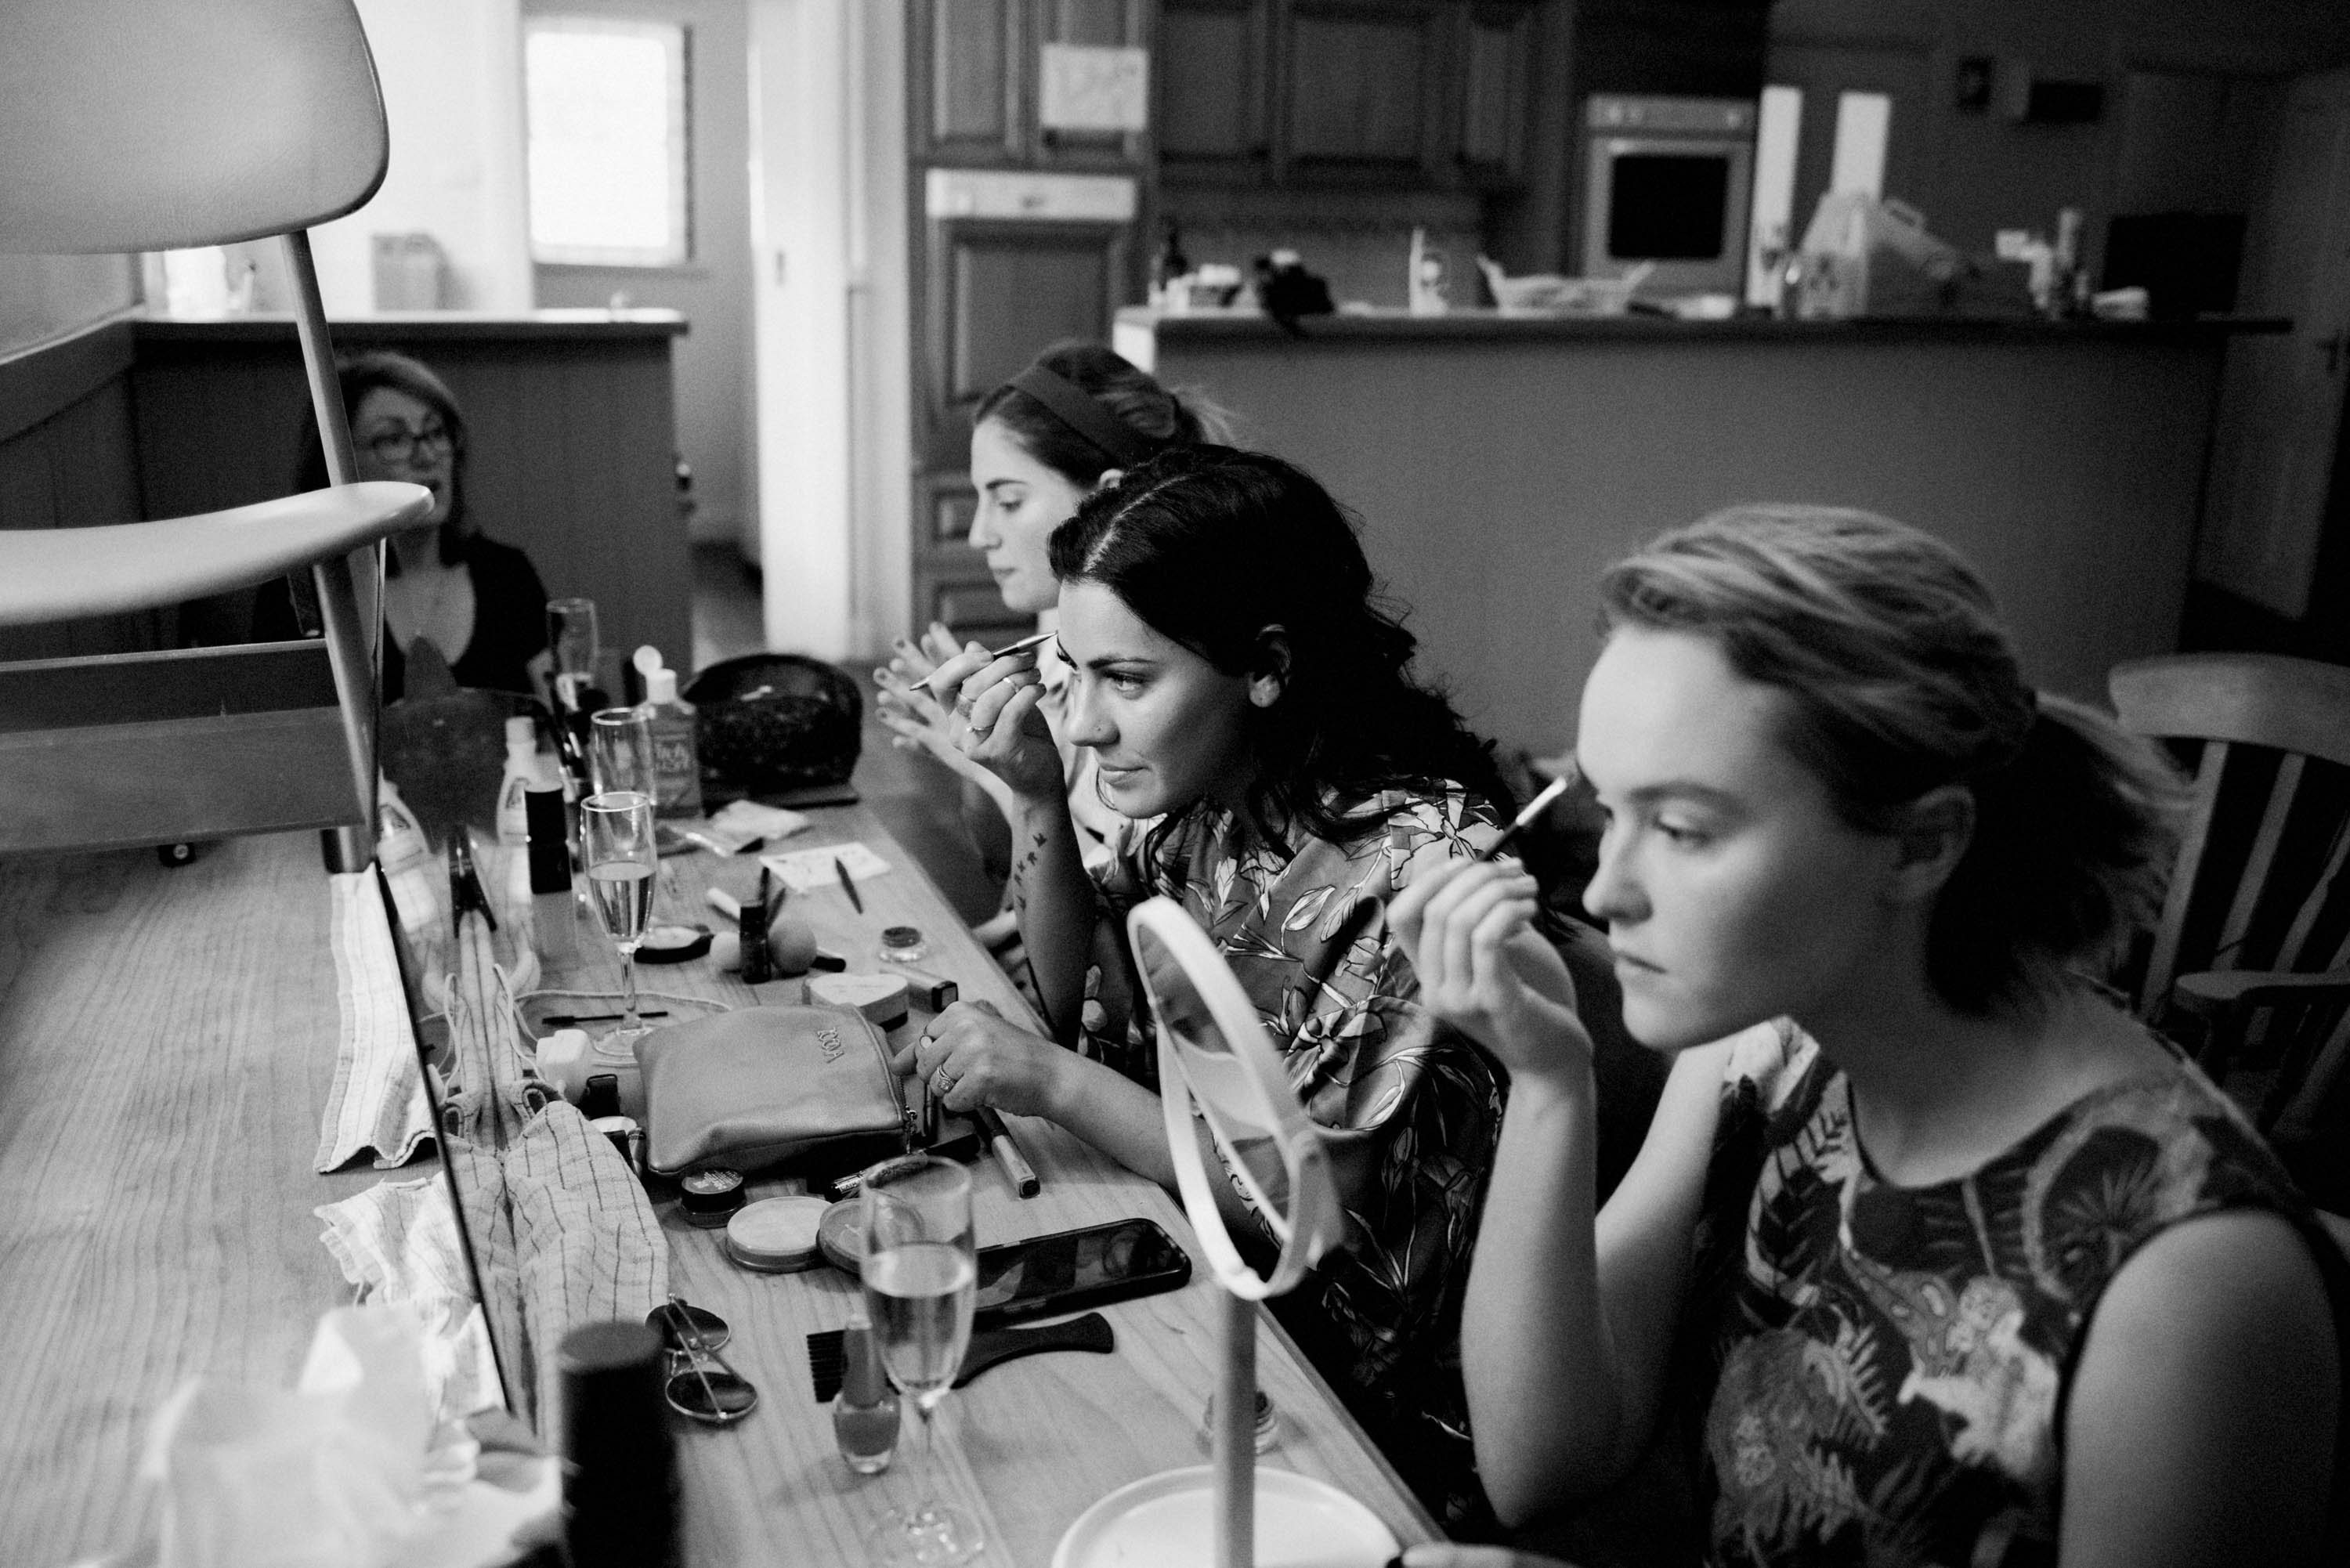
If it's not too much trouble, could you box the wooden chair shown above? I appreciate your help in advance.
[2110,653,2350,1162]
[0,0,430,869]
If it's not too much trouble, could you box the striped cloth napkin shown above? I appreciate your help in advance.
[314,1171,504,1420]
[314,870,434,1172]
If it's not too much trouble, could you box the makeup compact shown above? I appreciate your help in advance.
[725,1195,829,1273]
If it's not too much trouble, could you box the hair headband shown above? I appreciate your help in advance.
[1005,365,1157,469]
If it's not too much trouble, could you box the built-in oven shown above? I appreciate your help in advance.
[1581,96,1756,297]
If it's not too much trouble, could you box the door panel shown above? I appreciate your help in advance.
[919,0,1021,157]
[2198,67,2350,619]
[926,218,1131,464]
[1159,0,1268,179]
[1283,2,1448,182]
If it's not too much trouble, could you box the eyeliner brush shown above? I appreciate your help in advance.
[1477,773,1574,864]
[987,629,1057,659]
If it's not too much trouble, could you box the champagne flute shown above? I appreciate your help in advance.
[548,597,598,712]
[581,790,658,1046]
[590,706,655,798]
[861,1155,983,1566]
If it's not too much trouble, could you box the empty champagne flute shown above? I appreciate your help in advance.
[582,790,658,1046]
[548,596,598,712]
[590,706,656,798]
[861,1155,982,1566]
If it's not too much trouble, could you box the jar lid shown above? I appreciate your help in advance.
[727,1195,829,1273]
[680,1167,745,1227]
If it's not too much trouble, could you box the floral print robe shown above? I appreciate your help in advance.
[1084,786,1508,1528]
[1679,1021,2348,1566]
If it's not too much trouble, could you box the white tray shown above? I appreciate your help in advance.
[1053,1465,1400,1568]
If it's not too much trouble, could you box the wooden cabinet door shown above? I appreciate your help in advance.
[915,0,1024,160]
[1159,0,1273,185]
[1280,0,1452,185]
[1457,2,1535,188]
[1033,0,1154,168]
[922,215,1134,466]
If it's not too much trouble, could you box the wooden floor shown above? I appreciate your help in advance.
[690,542,1002,927]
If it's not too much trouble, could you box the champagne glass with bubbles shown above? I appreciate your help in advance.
[581,790,657,1046]
[861,1155,982,1566]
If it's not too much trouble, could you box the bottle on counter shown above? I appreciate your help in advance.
[633,645,703,820]
[832,1317,899,1474]
[494,715,543,846]
[526,786,580,966]
[559,1321,681,1568]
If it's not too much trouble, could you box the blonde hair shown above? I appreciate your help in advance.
[1600,504,2182,1014]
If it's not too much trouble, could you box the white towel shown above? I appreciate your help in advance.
[315,871,435,1172]
[313,879,437,1170]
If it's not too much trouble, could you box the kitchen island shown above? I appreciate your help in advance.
[1115,307,2284,755]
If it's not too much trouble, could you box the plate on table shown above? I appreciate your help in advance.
[1053,1465,1398,1568]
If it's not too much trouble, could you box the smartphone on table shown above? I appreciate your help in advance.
[973,1217,1191,1329]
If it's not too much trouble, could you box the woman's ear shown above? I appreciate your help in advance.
[1091,467,1125,493]
[1887,784,1975,905]
[1248,627,1290,708]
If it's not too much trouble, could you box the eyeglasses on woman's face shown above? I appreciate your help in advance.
[363,423,454,465]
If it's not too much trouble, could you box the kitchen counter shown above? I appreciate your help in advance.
[1117,305,2261,755]
[1119,304,2288,348]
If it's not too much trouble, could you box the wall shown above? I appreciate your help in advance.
[747,0,911,660]
[528,0,755,551]
[1766,0,2350,273]
[309,0,533,313]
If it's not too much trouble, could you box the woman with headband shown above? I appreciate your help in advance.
[876,341,1230,876]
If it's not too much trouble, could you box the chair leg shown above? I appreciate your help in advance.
[313,548,380,873]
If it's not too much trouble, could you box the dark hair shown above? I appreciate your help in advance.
[973,339,1232,488]
[292,349,469,568]
[1050,445,1513,850]
[1600,504,2183,1016]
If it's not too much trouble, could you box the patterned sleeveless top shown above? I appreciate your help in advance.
[1680,1021,2346,1568]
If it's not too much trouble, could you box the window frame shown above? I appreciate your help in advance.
[523,13,695,269]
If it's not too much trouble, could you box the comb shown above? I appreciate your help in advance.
[804,1311,1115,1403]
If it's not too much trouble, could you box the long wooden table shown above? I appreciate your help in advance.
[0,807,1441,1566]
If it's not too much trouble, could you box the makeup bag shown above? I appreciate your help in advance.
[635,1006,910,1178]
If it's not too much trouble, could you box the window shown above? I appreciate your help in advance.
[524,16,691,266]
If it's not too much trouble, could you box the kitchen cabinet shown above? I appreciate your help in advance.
[1157,0,1541,193]
[1159,0,1274,182]
[914,0,1154,167]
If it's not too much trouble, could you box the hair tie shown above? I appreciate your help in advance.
[1005,366,1156,469]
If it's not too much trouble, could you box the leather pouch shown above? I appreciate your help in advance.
[636,1005,910,1177]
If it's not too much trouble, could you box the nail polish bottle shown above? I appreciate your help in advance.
[833,1318,899,1474]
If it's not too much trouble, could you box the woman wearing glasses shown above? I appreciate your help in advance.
[256,350,551,702]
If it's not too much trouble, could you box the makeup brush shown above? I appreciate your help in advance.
[1477,772,1574,864]
[987,629,1058,659]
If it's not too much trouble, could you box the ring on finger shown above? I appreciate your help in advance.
[931,1064,956,1099]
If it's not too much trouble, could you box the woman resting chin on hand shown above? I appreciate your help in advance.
[1392,506,2349,1566]
[896,446,1524,1531]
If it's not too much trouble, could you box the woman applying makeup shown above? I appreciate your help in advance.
[906,446,1536,1526]
[1389,508,2348,1567]
[875,340,1228,875]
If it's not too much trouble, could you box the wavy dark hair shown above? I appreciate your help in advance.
[1600,504,2185,1017]
[1048,445,1513,850]
[973,339,1233,488]
[292,349,470,569]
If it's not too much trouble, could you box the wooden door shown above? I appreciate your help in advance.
[1158,0,1272,184]
[1456,2,1535,190]
[2198,67,2350,620]
[1281,0,1452,186]
[913,212,1134,639]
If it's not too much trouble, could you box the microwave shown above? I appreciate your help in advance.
[1581,96,1756,297]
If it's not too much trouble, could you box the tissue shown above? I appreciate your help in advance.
[132,1305,552,1568]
